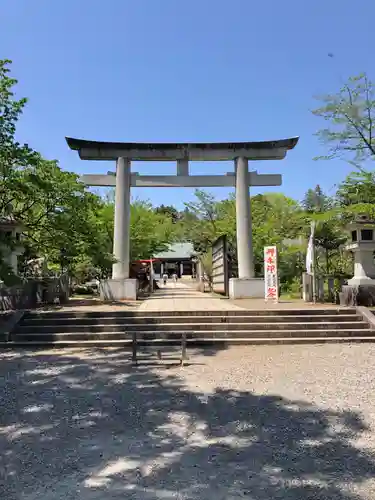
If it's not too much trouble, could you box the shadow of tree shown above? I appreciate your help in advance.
[1,347,374,499]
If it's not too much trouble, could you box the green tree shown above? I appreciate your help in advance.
[130,200,175,260]
[302,185,347,276]
[303,185,332,213]
[0,59,39,282]
[250,193,306,281]
[336,170,375,207]
[0,59,37,173]
[155,204,181,223]
[314,224,347,276]
[313,73,375,165]
[0,60,116,282]
[181,190,308,288]
[182,190,220,253]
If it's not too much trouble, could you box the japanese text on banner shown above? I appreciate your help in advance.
[264,246,278,301]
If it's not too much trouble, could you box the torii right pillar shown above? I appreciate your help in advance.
[229,157,264,299]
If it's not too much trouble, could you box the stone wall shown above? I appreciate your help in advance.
[0,275,69,311]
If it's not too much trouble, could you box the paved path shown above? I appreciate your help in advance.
[138,281,241,311]
[138,281,343,312]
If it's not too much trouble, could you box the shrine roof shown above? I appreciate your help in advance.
[154,243,195,260]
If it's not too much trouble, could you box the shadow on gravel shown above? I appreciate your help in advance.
[1,347,375,499]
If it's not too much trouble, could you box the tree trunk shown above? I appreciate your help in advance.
[326,248,330,276]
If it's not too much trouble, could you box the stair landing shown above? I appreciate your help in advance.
[28,281,345,315]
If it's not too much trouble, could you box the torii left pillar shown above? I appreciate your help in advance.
[229,157,264,299]
[100,157,138,300]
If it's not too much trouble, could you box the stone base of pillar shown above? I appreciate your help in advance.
[348,276,375,286]
[100,278,138,301]
[340,284,375,306]
[302,273,313,302]
[229,278,265,299]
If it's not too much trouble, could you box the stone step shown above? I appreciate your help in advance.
[11,328,375,342]
[15,321,369,334]
[21,313,363,326]
[23,308,357,319]
[3,334,375,348]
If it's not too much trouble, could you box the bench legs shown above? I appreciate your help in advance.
[131,333,188,366]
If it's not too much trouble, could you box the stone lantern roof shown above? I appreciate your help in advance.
[347,214,375,229]
[346,215,375,249]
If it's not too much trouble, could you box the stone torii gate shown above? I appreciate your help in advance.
[66,137,298,300]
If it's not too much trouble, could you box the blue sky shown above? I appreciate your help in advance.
[1,0,373,208]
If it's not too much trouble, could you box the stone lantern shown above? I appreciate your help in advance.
[0,217,24,275]
[345,215,375,285]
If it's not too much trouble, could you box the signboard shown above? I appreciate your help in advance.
[212,235,229,295]
[264,246,278,302]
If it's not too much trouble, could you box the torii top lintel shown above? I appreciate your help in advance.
[65,137,299,161]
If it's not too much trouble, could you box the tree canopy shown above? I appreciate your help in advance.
[313,73,375,165]
[0,60,176,284]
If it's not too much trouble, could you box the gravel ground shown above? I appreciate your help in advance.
[1,344,375,499]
